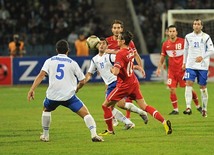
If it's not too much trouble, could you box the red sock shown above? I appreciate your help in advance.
[126,110,131,119]
[170,93,178,109]
[102,105,113,131]
[145,105,165,123]
[192,91,199,106]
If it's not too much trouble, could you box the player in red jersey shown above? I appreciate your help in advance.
[156,25,202,115]
[105,19,144,121]
[99,31,172,136]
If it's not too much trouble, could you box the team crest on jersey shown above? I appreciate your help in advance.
[201,39,203,43]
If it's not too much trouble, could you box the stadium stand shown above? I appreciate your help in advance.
[0,0,213,56]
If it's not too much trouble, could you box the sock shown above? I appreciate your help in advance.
[192,90,200,108]
[112,108,132,124]
[170,93,178,111]
[145,105,164,123]
[102,105,113,132]
[42,111,51,137]
[126,110,131,119]
[83,114,97,138]
[200,88,208,111]
[124,102,147,116]
[185,86,192,109]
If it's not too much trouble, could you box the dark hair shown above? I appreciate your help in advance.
[194,19,203,25]
[168,25,177,29]
[120,30,133,45]
[111,19,124,28]
[99,37,108,45]
[56,39,69,54]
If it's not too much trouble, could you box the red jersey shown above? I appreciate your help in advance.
[162,37,184,72]
[114,47,138,87]
[106,36,136,51]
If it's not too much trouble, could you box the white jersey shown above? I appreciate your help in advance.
[88,53,116,85]
[42,54,85,101]
[183,31,214,70]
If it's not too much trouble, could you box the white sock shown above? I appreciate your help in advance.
[200,88,208,111]
[124,102,147,116]
[42,111,51,137]
[112,108,132,124]
[83,114,97,138]
[185,86,192,109]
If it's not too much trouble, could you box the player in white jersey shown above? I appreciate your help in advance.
[79,37,148,132]
[183,19,214,117]
[27,39,103,142]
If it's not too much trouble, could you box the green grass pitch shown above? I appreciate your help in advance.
[0,82,213,155]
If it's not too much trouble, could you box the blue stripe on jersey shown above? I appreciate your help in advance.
[109,54,114,65]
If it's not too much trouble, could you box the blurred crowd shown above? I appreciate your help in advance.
[133,0,214,53]
[0,0,104,56]
[1,0,214,56]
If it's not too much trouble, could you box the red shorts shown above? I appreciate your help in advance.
[167,70,186,88]
[107,82,143,102]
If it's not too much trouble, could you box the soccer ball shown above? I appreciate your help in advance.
[86,35,100,49]
[0,64,8,81]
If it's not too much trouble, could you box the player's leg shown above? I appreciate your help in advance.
[132,84,172,135]
[192,90,202,113]
[106,81,119,127]
[67,95,103,142]
[183,69,196,115]
[169,88,179,115]
[112,107,135,129]
[168,71,179,115]
[99,99,117,135]
[40,98,59,142]
[117,99,148,124]
[180,72,202,113]
[198,70,209,117]
[136,98,172,135]
[124,98,132,119]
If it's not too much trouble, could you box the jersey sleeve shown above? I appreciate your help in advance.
[73,61,85,81]
[87,58,97,74]
[161,42,167,56]
[203,36,214,58]
[183,36,189,64]
[109,54,116,64]
[41,59,50,74]
[114,51,123,69]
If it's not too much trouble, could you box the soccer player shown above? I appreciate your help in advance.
[83,37,148,130]
[105,19,145,122]
[27,39,103,142]
[183,19,214,117]
[156,25,202,115]
[100,31,172,136]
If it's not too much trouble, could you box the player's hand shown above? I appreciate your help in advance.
[182,64,186,70]
[27,90,34,102]
[134,65,146,78]
[195,56,203,62]
[155,68,161,77]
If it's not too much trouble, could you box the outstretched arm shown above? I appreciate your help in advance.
[133,65,146,78]
[27,70,46,102]
[76,79,85,93]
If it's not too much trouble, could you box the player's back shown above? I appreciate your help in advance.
[115,47,138,87]
[43,54,84,101]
